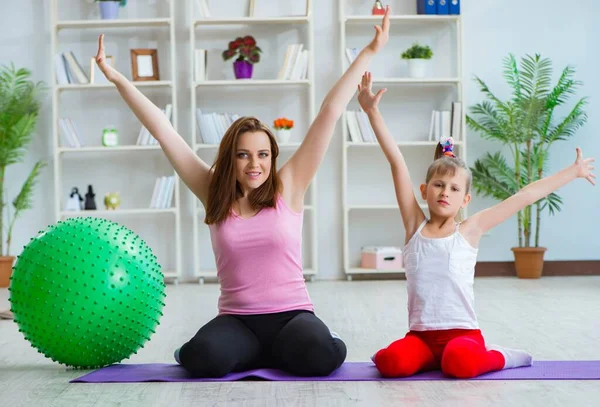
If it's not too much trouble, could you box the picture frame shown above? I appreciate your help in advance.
[89,56,114,85]
[130,49,160,81]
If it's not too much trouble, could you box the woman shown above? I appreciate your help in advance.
[95,7,390,377]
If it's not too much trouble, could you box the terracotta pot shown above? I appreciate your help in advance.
[0,256,15,288]
[511,247,547,279]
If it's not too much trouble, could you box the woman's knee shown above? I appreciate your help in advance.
[294,337,347,376]
[179,339,236,378]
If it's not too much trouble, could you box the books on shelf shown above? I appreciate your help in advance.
[150,175,175,209]
[196,109,240,144]
[428,102,462,142]
[136,104,173,146]
[345,48,359,65]
[55,52,89,85]
[277,44,309,80]
[195,49,207,82]
[345,110,376,143]
[195,0,212,18]
[58,117,84,147]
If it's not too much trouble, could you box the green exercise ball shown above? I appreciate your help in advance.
[8,217,166,369]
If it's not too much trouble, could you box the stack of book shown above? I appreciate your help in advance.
[345,47,359,65]
[149,175,175,209]
[196,109,241,144]
[428,102,462,142]
[55,52,89,85]
[345,110,376,143]
[136,104,173,146]
[58,117,85,147]
[277,44,309,80]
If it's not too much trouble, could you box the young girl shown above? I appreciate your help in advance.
[357,72,595,378]
[94,9,390,378]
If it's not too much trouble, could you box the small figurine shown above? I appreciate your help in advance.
[65,187,84,211]
[372,0,386,15]
[104,192,121,210]
[440,136,456,158]
[84,184,97,210]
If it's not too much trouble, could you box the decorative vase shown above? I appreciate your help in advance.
[275,129,291,144]
[511,247,547,279]
[233,60,253,79]
[0,256,15,288]
[407,59,429,78]
[99,1,120,20]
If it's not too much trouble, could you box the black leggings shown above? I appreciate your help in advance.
[179,310,347,378]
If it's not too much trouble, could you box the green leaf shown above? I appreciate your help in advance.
[12,161,46,214]
[539,192,563,215]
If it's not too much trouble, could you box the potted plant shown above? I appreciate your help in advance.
[273,117,294,144]
[401,43,433,78]
[467,54,588,279]
[0,64,46,287]
[222,35,262,80]
[95,0,127,20]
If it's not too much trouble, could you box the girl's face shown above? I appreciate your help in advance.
[421,169,471,217]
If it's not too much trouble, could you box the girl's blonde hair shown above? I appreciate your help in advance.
[425,143,472,193]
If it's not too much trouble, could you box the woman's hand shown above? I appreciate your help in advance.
[95,34,118,83]
[365,6,390,54]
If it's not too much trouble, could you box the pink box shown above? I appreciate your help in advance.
[360,247,403,270]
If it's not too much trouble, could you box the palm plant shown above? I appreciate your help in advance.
[0,64,46,256]
[467,54,587,248]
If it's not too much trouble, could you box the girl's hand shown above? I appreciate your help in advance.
[574,147,596,186]
[365,6,390,54]
[95,34,118,83]
[357,71,386,112]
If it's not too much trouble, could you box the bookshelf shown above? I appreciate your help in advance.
[49,0,182,282]
[340,0,467,280]
[189,0,317,284]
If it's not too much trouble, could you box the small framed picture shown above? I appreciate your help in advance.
[130,49,160,81]
[89,56,114,85]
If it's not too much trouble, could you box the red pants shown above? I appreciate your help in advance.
[374,329,505,378]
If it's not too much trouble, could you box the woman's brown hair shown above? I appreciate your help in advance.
[204,116,281,225]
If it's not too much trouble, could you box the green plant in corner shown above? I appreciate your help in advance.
[467,54,588,249]
[0,64,47,256]
[401,43,433,59]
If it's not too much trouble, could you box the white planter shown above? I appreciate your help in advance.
[406,59,430,78]
[275,129,292,144]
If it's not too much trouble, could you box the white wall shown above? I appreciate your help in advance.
[1,0,598,282]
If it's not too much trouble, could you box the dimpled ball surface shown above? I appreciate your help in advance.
[9,217,166,368]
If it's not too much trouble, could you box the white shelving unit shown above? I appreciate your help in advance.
[49,0,182,282]
[340,0,466,280]
[189,0,317,284]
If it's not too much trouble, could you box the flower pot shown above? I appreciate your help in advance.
[233,60,253,79]
[406,59,429,78]
[511,247,547,279]
[275,129,291,144]
[99,1,120,19]
[0,256,15,288]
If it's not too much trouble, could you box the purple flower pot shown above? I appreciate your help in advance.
[233,60,253,79]
[99,2,120,20]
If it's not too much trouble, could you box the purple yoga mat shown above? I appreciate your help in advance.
[71,361,600,383]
